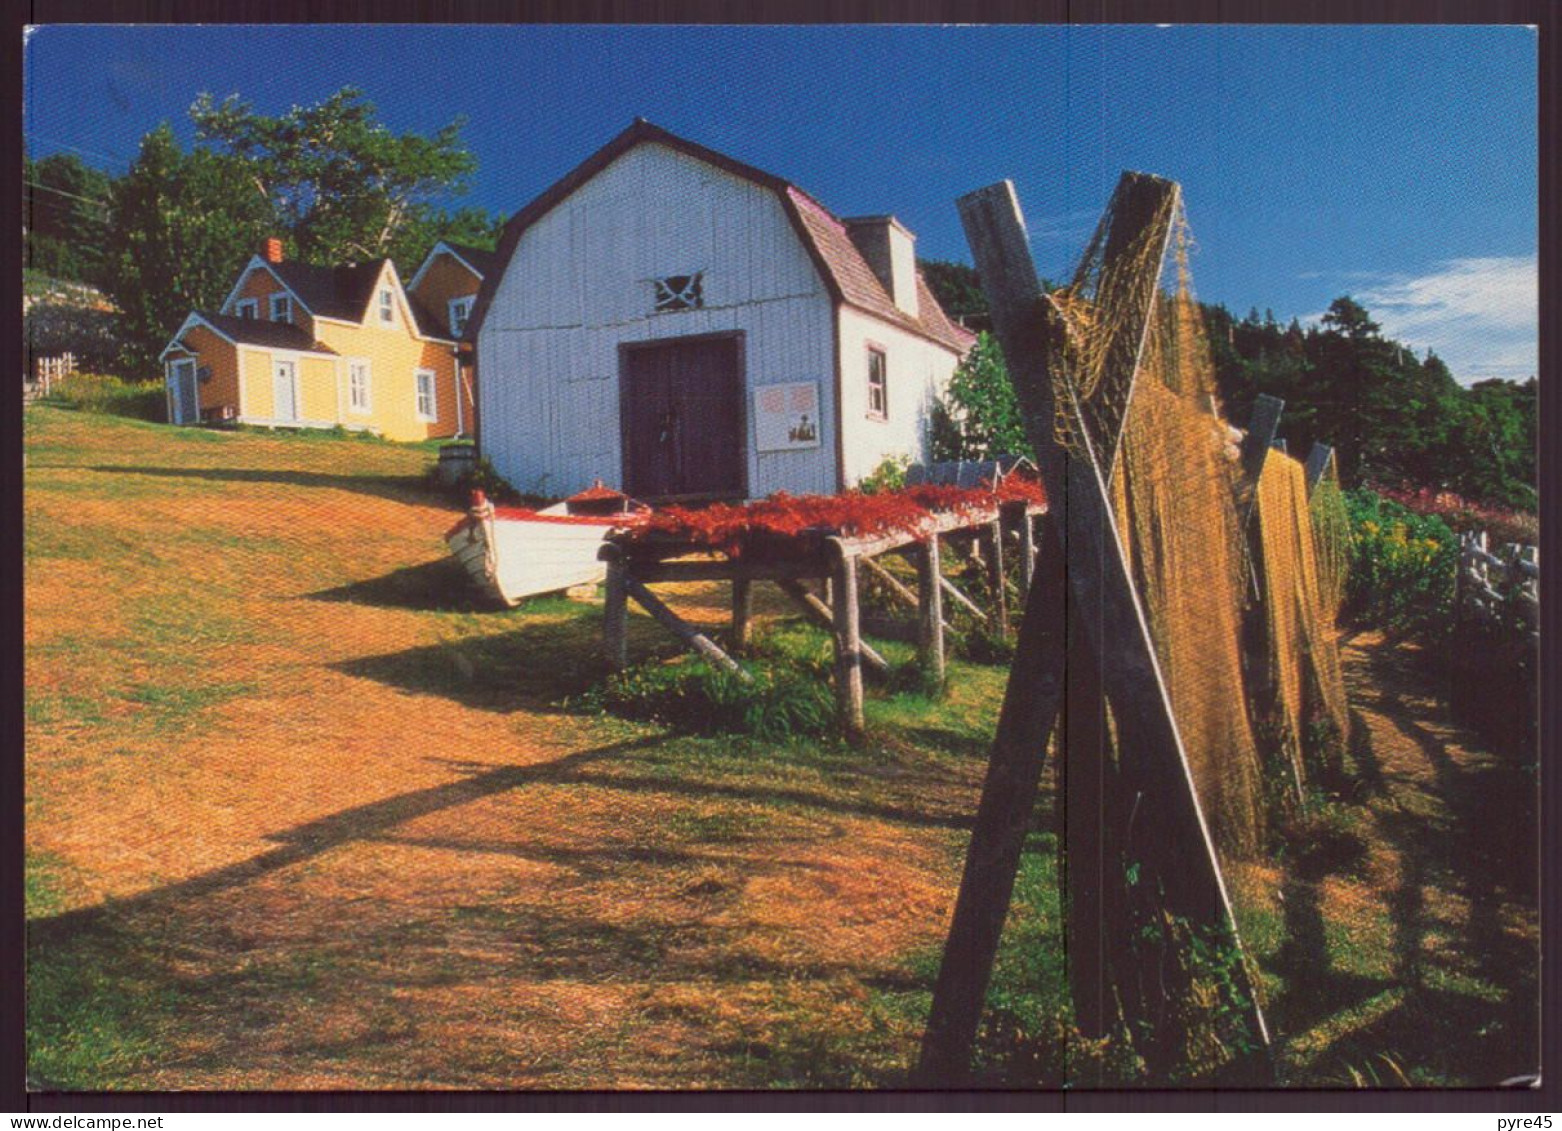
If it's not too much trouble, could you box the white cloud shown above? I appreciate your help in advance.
[1323,256,1537,385]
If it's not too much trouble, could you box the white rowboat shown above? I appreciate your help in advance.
[446,483,649,606]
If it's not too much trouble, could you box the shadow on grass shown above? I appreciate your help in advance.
[309,557,489,614]
[330,616,613,712]
[1263,636,1539,1086]
[27,725,971,1089]
[87,464,448,506]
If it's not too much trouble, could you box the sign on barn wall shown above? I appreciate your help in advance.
[754,381,822,452]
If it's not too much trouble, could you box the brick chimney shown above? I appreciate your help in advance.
[261,237,284,265]
[844,216,918,318]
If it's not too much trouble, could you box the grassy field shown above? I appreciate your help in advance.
[24,405,1537,1090]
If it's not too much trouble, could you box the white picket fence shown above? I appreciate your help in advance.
[1456,530,1538,643]
[26,352,77,402]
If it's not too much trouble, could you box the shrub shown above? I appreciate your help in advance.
[931,331,1033,463]
[24,300,126,375]
[1343,488,1456,641]
[44,372,166,423]
[1370,483,1536,548]
[586,655,836,741]
[858,454,911,495]
[452,456,525,505]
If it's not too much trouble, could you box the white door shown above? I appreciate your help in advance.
[169,359,198,424]
[272,360,298,422]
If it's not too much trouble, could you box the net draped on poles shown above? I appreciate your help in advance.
[1058,201,1269,858]
[1308,451,1352,621]
[1254,451,1352,782]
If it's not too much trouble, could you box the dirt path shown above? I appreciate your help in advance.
[1266,629,1539,1085]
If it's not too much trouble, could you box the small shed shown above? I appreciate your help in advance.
[467,119,975,503]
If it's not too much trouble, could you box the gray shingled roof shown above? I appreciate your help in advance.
[442,242,499,279]
[267,260,388,322]
[194,310,336,353]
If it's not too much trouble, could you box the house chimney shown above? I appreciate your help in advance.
[844,216,918,318]
[262,237,284,265]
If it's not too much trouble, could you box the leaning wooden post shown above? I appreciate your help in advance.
[1304,442,1335,496]
[918,533,946,689]
[731,577,753,652]
[601,542,630,671]
[776,579,893,679]
[1238,394,1284,528]
[917,175,1270,1086]
[828,539,866,744]
[622,575,750,681]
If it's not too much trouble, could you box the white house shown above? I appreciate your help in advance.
[466,119,975,502]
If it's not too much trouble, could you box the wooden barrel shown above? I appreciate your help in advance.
[436,442,476,487]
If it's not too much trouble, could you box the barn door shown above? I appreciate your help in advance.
[621,335,746,501]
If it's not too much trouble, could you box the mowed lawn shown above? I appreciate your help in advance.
[24,406,1536,1091]
[23,406,1040,1090]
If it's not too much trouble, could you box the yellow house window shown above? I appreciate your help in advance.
[449,296,474,338]
[348,360,372,414]
[379,289,395,325]
[414,368,437,422]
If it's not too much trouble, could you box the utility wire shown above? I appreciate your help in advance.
[23,180,112,209]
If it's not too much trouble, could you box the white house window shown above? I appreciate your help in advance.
[867,346,888,420]
[269,293,292,323]
[448,295,474,338]
[348,360,372,414]
[235,298,258,319]
[652,272,703,313]
[414,368,437,421]
[379,289,395,325]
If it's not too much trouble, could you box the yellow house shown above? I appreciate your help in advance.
[160,239,483,442]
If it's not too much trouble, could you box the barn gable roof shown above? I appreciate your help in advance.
[464,119,975,354]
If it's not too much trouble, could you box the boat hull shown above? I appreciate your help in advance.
[447,507,626,606]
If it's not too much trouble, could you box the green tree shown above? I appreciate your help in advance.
[385,205,504,280]
[103,124,275,378]
[23,151,113,286]
[931,332,1033,462]
[919,259,987,324]
[189,87,478,270]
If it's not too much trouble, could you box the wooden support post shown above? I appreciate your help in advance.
[918,176,1269,1087]
[1019,510,1037,595]
[829,540,866,744]
[776,579,892,679]
[863,554,953,634]
[731,577,753,651]
[1239,394,1285,527]
[940,575,988,623]
[1304,443,1335,496]
[622,575,751,682]
[917,535,946,688]
[602,544,629,672]
[986,518,1008,633]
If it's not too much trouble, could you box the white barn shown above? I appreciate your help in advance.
[467,120,975,502]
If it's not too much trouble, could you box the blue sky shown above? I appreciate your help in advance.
[23,23,1536,383]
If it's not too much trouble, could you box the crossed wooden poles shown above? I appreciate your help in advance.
[915,176,1272,1085]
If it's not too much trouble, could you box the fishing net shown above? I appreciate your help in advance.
[1308,450,1351,621]
[1049,174,1183,461]
[1101,209,1268,859]
[1254,451,1351,782]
